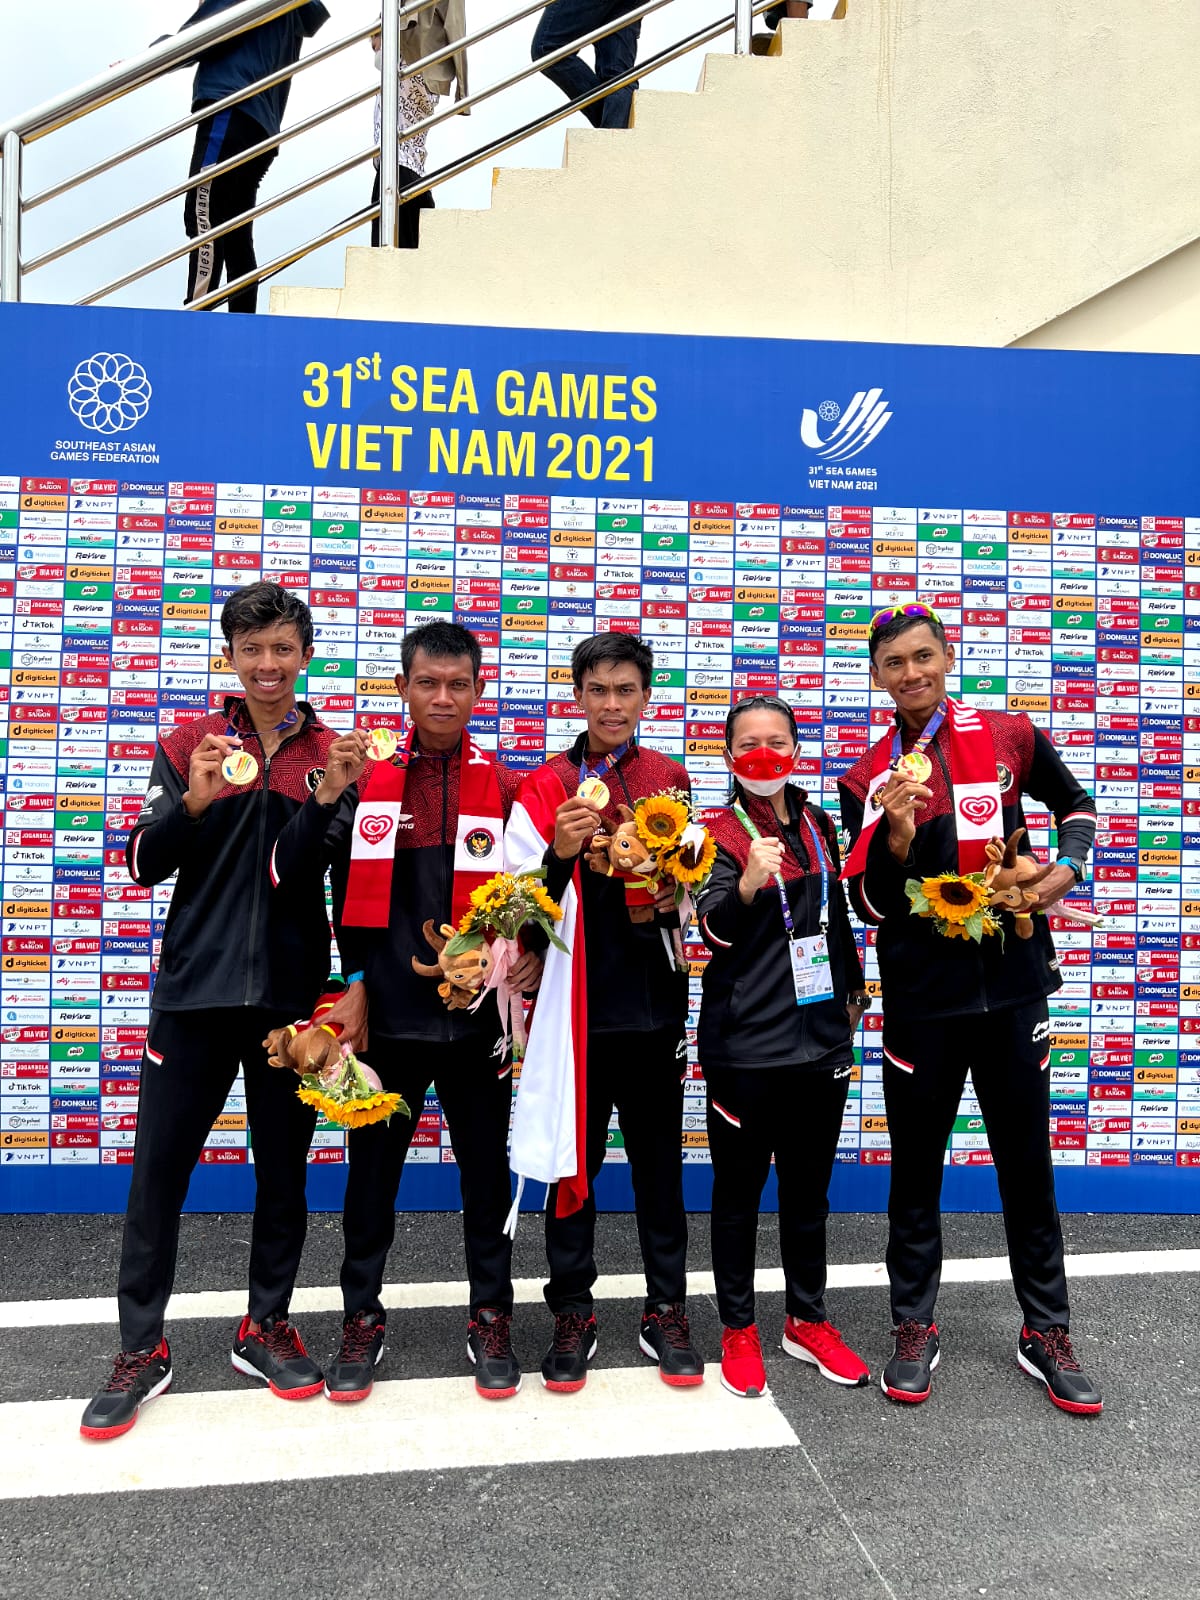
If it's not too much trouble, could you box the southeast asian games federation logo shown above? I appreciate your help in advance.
[67,351,153,435]
[801,388,892,462]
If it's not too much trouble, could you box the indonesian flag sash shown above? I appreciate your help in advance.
[341,730,504,928]
[840,699,1002,880]
[501,764,588,1232]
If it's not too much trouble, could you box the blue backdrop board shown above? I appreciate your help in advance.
[0,303,1196,1215]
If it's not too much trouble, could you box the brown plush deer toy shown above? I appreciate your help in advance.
[412,919,494,1009]
[983,828,1054,939]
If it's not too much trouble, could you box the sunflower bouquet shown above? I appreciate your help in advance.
[295,1042,409,1130]
[905,872,1005,945]
[443,869,569,1056]
[631,789,718,902]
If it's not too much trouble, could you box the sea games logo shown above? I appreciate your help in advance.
[68,353,152,435]
[801,388,892,494]
[53,351,159,465]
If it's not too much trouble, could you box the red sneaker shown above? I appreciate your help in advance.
[781,1317,870,1387]
[720,1325,768,1398]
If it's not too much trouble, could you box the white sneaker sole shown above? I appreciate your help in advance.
[720,1368,768,1399]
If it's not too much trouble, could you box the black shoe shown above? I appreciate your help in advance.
[467,1307,522,1400]
[882,1319,940,1404]
[1018,1326,1103,1415]
[230,1313,323,1399]
[325,1311,387,1403]
[80,1339,172,1440]
[639,1302,705,1387]
[541,1311,598,1393]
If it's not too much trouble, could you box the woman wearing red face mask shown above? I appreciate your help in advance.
[695,697,873,1400]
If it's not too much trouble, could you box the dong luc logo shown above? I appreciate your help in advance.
[801,388,892,462]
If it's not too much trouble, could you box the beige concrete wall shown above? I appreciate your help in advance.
[273,1,1200,354]
[1012,239,1200,354]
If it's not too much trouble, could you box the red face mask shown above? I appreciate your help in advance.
[729,745,796,796]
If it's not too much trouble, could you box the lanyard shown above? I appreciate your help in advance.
[226,706,299,746]
[732,803,829,937]
[890,699,946,767]
[580,738,630,785]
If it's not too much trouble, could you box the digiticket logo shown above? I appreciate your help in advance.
[800,389,892,462]
[67,352,152,436]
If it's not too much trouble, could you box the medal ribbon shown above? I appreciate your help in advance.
[579,739,630,787]
[732,803,829,937]
[890,699,946,772]
[221,704,300,783]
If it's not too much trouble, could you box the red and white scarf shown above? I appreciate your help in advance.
[501,764,589,1234]
[341,730,505,928]
[840,699,1002,880]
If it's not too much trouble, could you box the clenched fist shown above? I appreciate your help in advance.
[738,836,785,900]
[314,730,370,806]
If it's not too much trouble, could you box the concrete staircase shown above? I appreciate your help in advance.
[273,0,1200,352]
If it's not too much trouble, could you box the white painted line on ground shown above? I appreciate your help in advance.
[0,1365,799,1501]
[2,1248,1196,1331]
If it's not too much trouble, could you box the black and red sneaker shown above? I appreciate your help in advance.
[639,1302,704,1387]
[1017,1326,1103,1415]
[882,1319,939,1404]
[231,1313,323,1399]
[540,1311,598,1393]
[80,1340,172,1440]
[324,1311,386,1403]
[467,1307,522,1400]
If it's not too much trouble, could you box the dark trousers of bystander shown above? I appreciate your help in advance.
[370,165,434,248]
[706,1061,850,1329]
[117,1006,317,1351]
[340,1036,516,1318]
[881,996,1070,1331]
[184,103,277,313]
[544,1025,689,1315]
[532,0,642,130]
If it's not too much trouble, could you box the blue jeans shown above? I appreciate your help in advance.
[532,0,642,130]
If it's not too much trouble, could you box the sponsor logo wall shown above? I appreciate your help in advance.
[0,305,1197,1213]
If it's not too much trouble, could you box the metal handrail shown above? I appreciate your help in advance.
[0,0,789,309]
[191,1,783,313]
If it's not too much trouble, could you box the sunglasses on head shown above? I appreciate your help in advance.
[869,601,941,633]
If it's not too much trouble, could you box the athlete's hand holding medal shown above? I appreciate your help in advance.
[877,759,935,861]
[182,732,253,817]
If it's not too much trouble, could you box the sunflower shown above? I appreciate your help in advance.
[296,1086,406,1128]
[668,831,717,885]
[458,909,477,934]
[531,883,564,922]
[470,874,511,910]
[920,873,989,925]
[635,795,689,849]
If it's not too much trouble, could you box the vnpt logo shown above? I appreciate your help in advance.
[800,389,892,462]
[67,352,152,436]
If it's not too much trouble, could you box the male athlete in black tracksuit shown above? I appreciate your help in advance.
[270,621,538,1402]
[839,605,1103,1414]
[81,584,337,1440]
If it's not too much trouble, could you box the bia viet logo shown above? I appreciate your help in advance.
[67,352,152,435]
[800,389,892,462]
[959,794,999,827]
[358,813,395,847]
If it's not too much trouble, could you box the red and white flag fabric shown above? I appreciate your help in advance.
[840,698,1002,880]
[502,764,588,1235]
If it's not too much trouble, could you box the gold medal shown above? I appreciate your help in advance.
[577,777,610,806]
[895,750,932,783]
[221,750,258,787]
[366,727,399,762]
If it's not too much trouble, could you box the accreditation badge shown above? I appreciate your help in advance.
[788,932,835,1007]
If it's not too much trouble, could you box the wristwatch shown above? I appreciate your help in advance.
[1056,855,1087,886]
[847,991,873,1009]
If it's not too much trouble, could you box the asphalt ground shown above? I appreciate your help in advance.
[0,1210,1197,1600]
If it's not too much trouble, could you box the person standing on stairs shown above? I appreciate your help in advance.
[162,0,330,312]
[369,24,437,249]
[532,1,643,131]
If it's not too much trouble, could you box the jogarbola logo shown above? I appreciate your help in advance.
[67,352,153,435]
[800,388,892,462]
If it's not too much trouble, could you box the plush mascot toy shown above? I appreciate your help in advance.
[585,803,660,923]
[412,919,494,1009]
[263,987,345,1076]
[983,828,1054,938]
